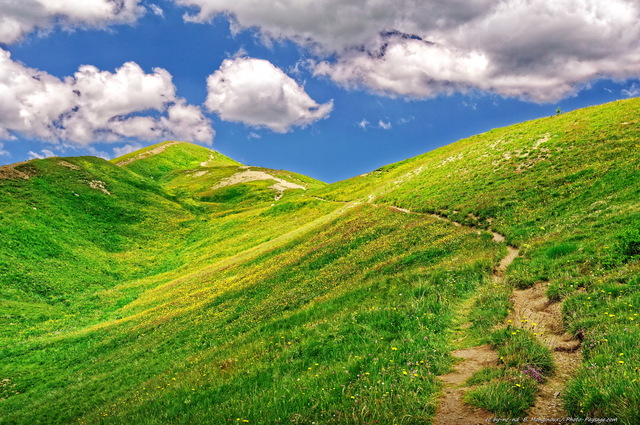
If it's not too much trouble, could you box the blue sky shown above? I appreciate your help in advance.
[1,0,639,182]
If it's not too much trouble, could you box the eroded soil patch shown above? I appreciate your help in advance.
[434,345,498,425]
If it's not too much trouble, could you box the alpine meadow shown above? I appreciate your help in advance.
[1,98,639,424]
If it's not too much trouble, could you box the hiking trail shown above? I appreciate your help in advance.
[311,196,581,422]
[507,283,582,418]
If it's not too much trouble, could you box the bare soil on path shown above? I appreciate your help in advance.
[434,345,498,425]
[507,283,582,419]
[433,240,519,425]
[433,245,581,423]
[0,161,33,180]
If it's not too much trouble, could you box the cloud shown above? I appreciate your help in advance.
[149,4,165,17]
[0,49,214,145]
[397,116,415,125]
[378,120,392,130]
[622,83,640,97]
[0,0,146,44]
[463,101,478,110]
[176,0,640,102]
[357,119,370,130]
[112,143,142,158]
[160,101,216,144]
[174,0,485,49]
[28,149,55,160]
[0,143,9,157]
[205,57,333,132]
[314,36,491,98]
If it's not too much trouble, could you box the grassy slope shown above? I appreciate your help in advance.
[0,157,194,336]
[1,186,501,424]
[313,97,640,421]
[0,98,638,423]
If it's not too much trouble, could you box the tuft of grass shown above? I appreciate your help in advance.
[604,222,640,268]
[464,327,554,418]
[546,242,578,259]
[465,282,512,345]
[490,327,554,375]
[464,376,538,418]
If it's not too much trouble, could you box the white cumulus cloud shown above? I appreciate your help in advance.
[205,57,333,132]
[175,0,640,102]
[314,36,491,98]
[161,101,216,143]
[622,83,640,97]
[0,0,146,44]
[0,49,214,145]
[357,119,370,130]
[28,149,56,160]
[112,143,142,157]
[378,120,392,130]
[149,4,165,17]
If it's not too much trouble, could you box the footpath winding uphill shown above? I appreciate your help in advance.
[430,229,582,423]
[506,283,582,418]
[377,202,582,423]
[433,238,518,425]
[302,195,583,422]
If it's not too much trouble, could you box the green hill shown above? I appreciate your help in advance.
[0,99,638,424]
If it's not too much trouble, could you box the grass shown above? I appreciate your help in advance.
[314,98,640,422]
[1,97,639,423]
[465,376,538,418]
[465,283,512,344]
[0,203,502,424]
[112,141,240,181]
[561,271,640,422]
[463,327,554,418]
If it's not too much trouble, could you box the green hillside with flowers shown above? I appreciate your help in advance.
[0,98,638,424]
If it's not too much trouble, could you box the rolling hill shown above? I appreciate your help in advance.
[0,98,638,424]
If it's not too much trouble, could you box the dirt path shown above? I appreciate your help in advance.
[362,201,517,423]
[434,345,498,425]
[507,283,582,418]
[312,197,580,420]
[377,202,581,420]
[431,237,580,421]
[200,153,215,167]
[432,239,518,425]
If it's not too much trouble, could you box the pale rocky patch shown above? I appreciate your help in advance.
[213,169,306,200]
[439,153,463,167]
[88,180,111,195]
[0,161,33,180]
[58,160,80,170]
[115,141,181,167]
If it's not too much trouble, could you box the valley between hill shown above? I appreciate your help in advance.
[0,98,638,424]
